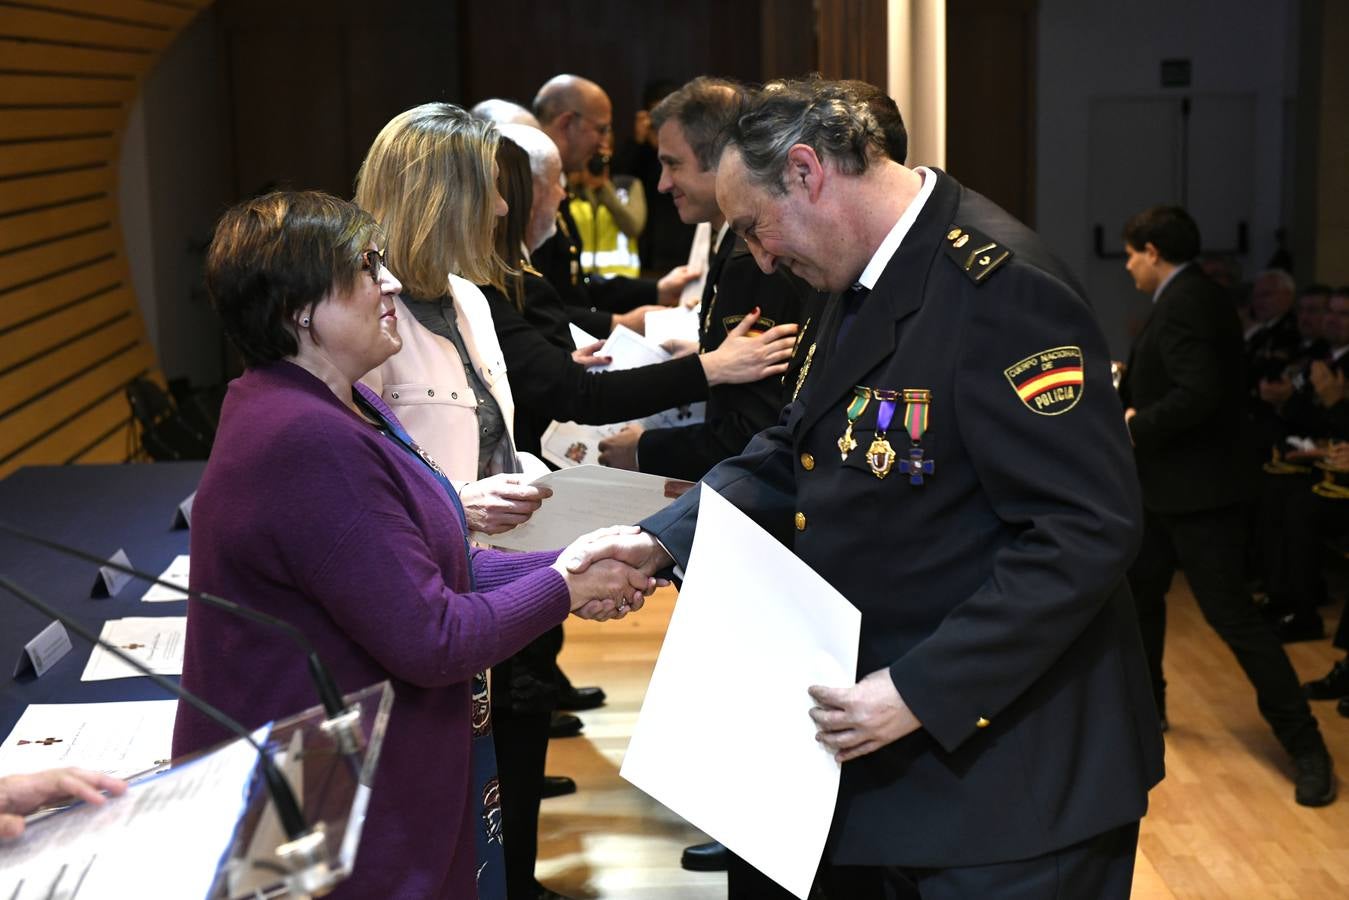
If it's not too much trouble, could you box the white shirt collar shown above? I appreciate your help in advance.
[1152,261,1190,303]
[713,220,731,254]
[855,166,938,291]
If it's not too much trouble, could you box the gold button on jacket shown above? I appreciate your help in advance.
[800,452,815,471]
[795,511,807,531]
[976,717,991,729]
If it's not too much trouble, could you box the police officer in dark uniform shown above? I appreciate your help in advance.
[569,78,1164,898]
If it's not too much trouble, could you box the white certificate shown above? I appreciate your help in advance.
[621,486,861,899]
[585,324,670,372]
[80,617,186,682]
[0,725,267,900]
[141,554,190,602]
[487,465,686,552]
[0,700,177,778]
[644,305,700,347]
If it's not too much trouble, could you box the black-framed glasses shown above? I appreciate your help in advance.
[360,248,385,284]
[568,110,612,137]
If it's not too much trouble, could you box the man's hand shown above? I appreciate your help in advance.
[1327,441,1349,471]
[459,474,552,534]
[807,668,923,763]
[552,526,668,619]
[657,265,700,306]
[572,339,612,368]
[565,528,673,581]
[598,424,643,470]
[1310,360,1346,408]
[1123,406,1137,445]
[660,339,699,359]
[0,768,127,839]
[699,309,798,386]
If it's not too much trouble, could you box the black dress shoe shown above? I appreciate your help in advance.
[557,685,607,711]
[1294,749,1336,807]
[681,840,729,872]
[534,881,577,900]
[1304,659,1349,700]
[549,712,584,738]
[540,775,576,798]
[1275,611,1324,643]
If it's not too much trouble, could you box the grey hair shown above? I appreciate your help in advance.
[1256,268,1295,296]
[497,122,561,180]
[730,76,887,196]
[471,98,541,129]
[649,76,746,171]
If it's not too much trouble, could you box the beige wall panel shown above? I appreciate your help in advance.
[0,342,152,461]
[0,138,119,179]
[0,167,111,214]
[0,258,123,331]
[0,196,114,254]
[0,315,143,414]
[29,0,197,29]
[0,228,117,293]
[0,287,131,372]
[0,7,174,52]
[0,109,125,143]
[0,74,137,104]
[0,38,151,76]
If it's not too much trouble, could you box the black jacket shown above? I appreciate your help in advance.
[636,234,810,480]
[1120,265,1250,512]
[478,271,707,456]
[643,171,1162,867]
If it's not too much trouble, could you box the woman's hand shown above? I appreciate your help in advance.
[657,265,700,306]
[611,304,667,335]
[572,340,612,368]
[0,768,127,839]
[552,526,667,620]
[699,309,798,386]
[660,339,698,359]
[459,474,552,534]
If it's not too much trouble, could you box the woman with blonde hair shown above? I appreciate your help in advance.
[356,102,546,534]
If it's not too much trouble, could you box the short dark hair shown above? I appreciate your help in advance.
[1121,206,1201,264]
[727,75,888,196]
[834,80,907,164]
[493,137,533,310]
[649,76,747,171]
[205,191,380,368]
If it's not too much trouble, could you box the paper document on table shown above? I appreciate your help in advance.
[487,466,688,551]
[644,306,700,346]
[80,617,186,681]
[586,324,669,372]
[0,724,267,900]
[621,486,860,900]
[0,700,177,778]
[141,554,190,602]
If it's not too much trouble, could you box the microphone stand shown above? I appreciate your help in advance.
[0,520,362,757]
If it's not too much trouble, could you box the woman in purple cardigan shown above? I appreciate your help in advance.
[171,191,656,899]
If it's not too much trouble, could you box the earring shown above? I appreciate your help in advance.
[300,316,311,327]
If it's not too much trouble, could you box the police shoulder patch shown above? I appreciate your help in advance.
[1003,346,1084,416]
[944,224,1012,284]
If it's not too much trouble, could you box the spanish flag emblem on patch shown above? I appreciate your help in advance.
[1003,345,1085,416]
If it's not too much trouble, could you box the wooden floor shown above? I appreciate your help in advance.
[538,579,1349,899]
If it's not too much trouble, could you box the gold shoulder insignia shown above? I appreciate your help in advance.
[520,262,544,277]
[943,223,1012,285]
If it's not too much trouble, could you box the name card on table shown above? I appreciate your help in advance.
[172,491,196,530]
[13,620,73,679]
[91,548,134,598]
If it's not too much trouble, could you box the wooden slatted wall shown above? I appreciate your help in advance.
[0,0,211,478]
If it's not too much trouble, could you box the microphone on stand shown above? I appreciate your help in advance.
[0,520,362,755]
[0,574,344,895]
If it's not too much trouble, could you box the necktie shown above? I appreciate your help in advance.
[835,284,870,348]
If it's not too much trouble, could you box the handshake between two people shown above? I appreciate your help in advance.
[549,526,675,621]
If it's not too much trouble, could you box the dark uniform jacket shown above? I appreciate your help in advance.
[477,270,708,457]
[1119,265,1250,513]
[637,233,810,481]
[642,170,1163,868]
[532,199,658,336]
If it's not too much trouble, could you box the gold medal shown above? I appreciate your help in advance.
[867,436,896,478]
[838,387,872,460]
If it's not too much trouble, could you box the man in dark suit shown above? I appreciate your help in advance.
[1118,205,1334,807]
[597,77,807,482]
[572,78,1164,898]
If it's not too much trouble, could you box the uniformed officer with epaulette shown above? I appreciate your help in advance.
[568,78,1164,898]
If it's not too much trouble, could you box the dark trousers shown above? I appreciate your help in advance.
[729,822,1139,899]
[1129,504,1324,756]
[493,710,551,899]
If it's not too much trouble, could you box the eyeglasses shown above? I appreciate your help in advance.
[568,110,612,137]
[360,248,385,284]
